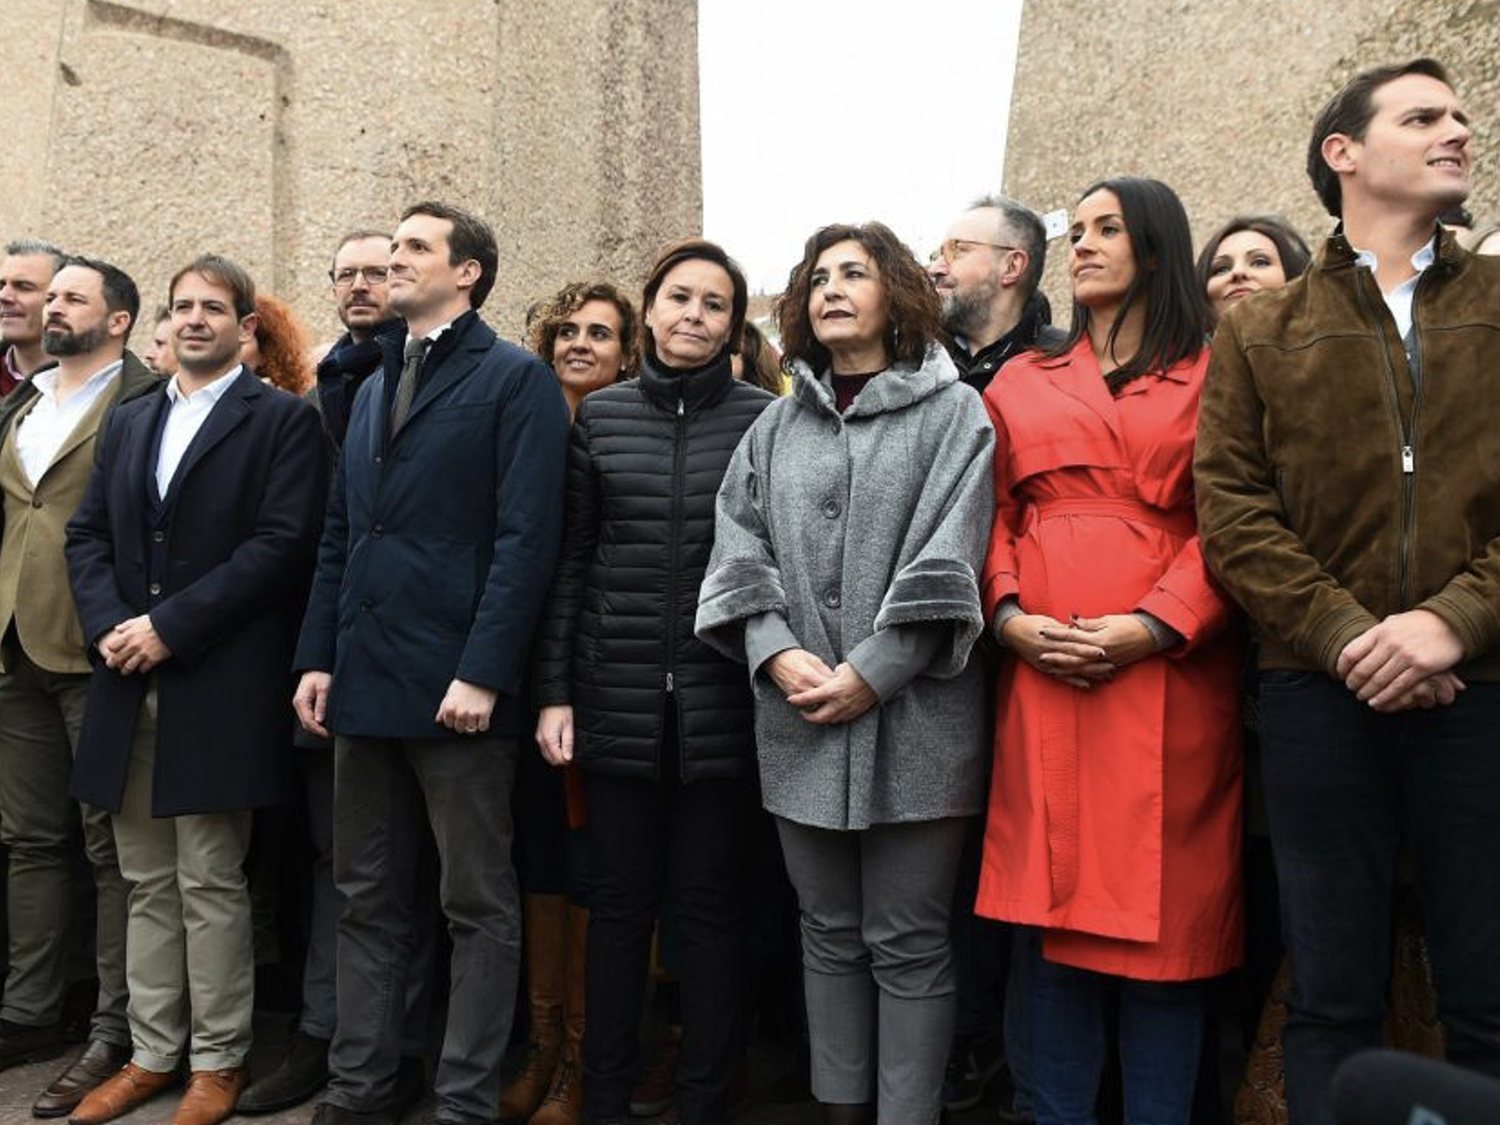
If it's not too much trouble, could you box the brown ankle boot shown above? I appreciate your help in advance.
[529,905,588,1125]
[499,894,568,1123]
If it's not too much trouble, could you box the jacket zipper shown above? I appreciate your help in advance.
[1353,269,1422,608]
[661,394,686,782]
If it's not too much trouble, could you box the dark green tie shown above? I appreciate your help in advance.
[390,336,428,435]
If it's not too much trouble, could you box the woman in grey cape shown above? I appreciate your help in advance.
[696,221,995,1125]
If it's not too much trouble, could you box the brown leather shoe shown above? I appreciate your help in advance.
[171,1067,249,1125]
[68,1061,176,1124]
[33,1039,132,1118]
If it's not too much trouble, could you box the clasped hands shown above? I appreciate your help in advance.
[766,649,878,725]
[1000,612,1157,689]
[1336,609,1466,713]
[97,615,171,676]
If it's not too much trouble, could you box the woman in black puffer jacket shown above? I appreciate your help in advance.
[534,239,774,1125]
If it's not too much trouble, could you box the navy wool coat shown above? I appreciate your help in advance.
[294,313,569,739]
[66,370,328,815]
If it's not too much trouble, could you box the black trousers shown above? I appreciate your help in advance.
[581,711,750,1125]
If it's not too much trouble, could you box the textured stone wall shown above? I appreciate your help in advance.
[1006,0,1500,308]
[0,0,701,343]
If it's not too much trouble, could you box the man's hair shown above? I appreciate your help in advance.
[1307,58,1453,218]
[399,201,498,309]
[168,254,257,320]
[330,228,393,272]
[3,239,66,271]
[58,255,141,338]
[154,305,172,325]
[968,194,1048,300]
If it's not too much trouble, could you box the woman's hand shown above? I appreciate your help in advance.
[787,662,879,725]
[535,705,575,766]
[1000,613,1115,689]
[1049,615,1159,670]
[766,648,835,697]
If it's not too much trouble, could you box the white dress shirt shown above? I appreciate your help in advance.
[155,365,242,497]
[14,359,123,487]
[1353,237,1436,341]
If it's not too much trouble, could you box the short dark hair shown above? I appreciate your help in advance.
[330,228,392,272]
[777,221,943,373]
[1195,214,1312,312]
[169,254,257,321]
[1307,58,1453,218]
[640,239,748,363]
[969,194,1049,300]
[399,201,498,308]
[1046,177,1212,391]
[58,255,141,338]
[3,239,65,271]
[527,279,639,379]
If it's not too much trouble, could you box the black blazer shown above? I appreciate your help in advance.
[294,314,569,739]
[66,369,328,815]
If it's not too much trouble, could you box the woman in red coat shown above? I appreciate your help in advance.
[977,177,1242,1124]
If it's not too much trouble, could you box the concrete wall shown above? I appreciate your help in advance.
[0,0,702,343]
[1005,0,1500,308]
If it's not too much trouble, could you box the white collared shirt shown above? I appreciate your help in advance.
[14,359,123,487]
[402,318,454,357]
[155,365,242,497]
[1353,237,1436,342]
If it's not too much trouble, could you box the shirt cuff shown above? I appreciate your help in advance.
[845,625,943,702]
[745,611,801,681]
[1134,610,1183,653]
[991,597,1024,645]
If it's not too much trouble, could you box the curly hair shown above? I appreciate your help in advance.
[250,294,313,394]
[775,222,943,373]
[526,280,639,379]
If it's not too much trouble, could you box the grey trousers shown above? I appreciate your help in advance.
[0,640,129,1044]
[112,687,253,1072]
[329,735,521,1125]
[776,815,969,1125]
[300,747,437,1050]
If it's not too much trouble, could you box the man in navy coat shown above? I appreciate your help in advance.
[65,254,328,1125]
[294,201,569,1125]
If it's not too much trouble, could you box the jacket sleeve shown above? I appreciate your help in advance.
[1134,535,1232,655]
[293,396,356,674]
[695,418,788,662]
[871,389,996,678]
[1194,317,1379,673]
[534,413,601,707]
[149,400,329,666]
[454,359,570,695]
[1419,544,1500,659]
[64,418,137,650]
[980,384,1024,619]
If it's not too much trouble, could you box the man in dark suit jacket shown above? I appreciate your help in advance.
[294,201,569,1125]
[64,255,327,1125]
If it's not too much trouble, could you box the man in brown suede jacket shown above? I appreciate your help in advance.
[1196,58,1500,1125]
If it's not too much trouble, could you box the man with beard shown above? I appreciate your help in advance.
[928,196,1063,394]
[925,196,1062,1122]
[0,241,66,396]
[237,229,434,1118]
[0,256,160,1116]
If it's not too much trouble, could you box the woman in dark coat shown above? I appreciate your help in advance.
[533,240,774,1125]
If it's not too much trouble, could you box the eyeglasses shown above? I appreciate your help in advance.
[931,238,1020,264]
[329,266,390,290]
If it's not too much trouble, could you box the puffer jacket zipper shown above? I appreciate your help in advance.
[661,393,687,781]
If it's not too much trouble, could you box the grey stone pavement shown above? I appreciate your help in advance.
[0,1018,1012,1124]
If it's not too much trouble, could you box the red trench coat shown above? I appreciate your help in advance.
[975,341,1243,981]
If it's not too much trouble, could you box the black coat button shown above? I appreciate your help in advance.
[359,599,372,612]
[372,524,384,538]
[153,531,165,543]
[821,498,841,519]
[823,588,841,609]
[148,582,161,596]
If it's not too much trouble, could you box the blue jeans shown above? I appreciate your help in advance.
[1031,953,1204,1125]
[1258,673,1500,1125]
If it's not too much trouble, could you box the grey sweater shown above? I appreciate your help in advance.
[696,344,995,830]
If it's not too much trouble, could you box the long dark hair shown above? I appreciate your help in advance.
[1195,213,1312,320]
[1045,177,1212,392]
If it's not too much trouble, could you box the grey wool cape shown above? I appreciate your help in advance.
[695,343,996,830]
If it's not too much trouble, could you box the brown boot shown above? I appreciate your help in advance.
[529,905,587,1125]
[500,894,568,1123]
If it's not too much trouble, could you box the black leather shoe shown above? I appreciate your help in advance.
[0,1019,66,1071]
[31,1039,132,1118]
[236,1031,330,1114]
[392,1055,426,1118]
[310,1102,395,1125]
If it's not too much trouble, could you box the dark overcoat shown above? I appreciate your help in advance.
[293,313,569,739]
[66,368,328,815]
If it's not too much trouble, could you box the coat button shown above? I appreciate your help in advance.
[359,599,372,612]
[372,524,384,538]
[148,582,161,596]
[31,498,42,509]
[152,531,165,543]
[823,588,841,609]
[821,498,841,519]
[374,455,383,465]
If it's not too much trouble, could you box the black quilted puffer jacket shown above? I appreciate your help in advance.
[535,352,775,782]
